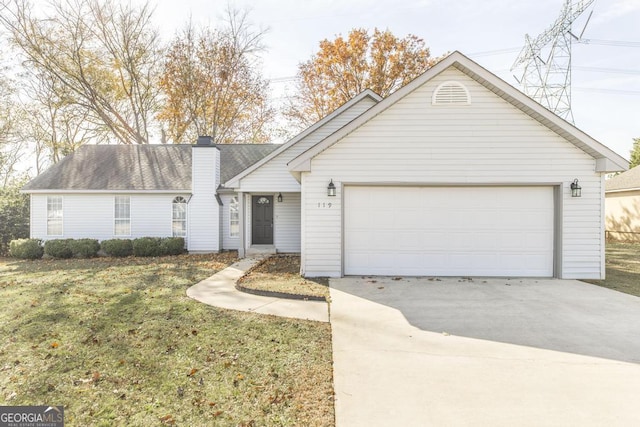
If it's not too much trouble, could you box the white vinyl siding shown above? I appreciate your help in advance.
[300,67,603,279]
[31,194,188,241]
[172,197,187,238]
[46,196,63,236]
[220,193,240,250]
[236,96,376,192]
[189,146,221,251]
[114,196,131,236]
[274,192,301,253]
[229,196,239,237]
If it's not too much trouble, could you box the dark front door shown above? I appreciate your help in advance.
[252,196,273,245]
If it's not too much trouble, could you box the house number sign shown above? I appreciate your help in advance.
[317,202,332,208]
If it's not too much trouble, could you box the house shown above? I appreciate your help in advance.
[605,166,640,241]
[23,51,628,279]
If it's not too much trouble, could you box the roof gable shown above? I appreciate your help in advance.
[224,89,382,187]
[288,51,628,174]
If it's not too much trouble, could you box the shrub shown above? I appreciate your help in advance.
[161,237,185,256]
[69,239,100,258]
[9,238,43,260]
[100,239,133,257]
[0,180,30,256]
[44,239,73,259]
[133,237,163,257]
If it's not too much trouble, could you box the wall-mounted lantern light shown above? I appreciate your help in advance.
[327,179,336,197]
[277,193,283,203]
[570,179,582,197]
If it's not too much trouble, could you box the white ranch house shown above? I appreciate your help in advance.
[23,52,628,279]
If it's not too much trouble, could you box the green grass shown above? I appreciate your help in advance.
[238,255,330,300]
[586,242,640,297]
[0,254,334,426]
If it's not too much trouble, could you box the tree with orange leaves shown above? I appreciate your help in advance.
[287,28,443,128]
[158,10,273,144]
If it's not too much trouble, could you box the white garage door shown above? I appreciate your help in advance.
[344,186,554,277]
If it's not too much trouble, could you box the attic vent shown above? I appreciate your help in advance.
[432,81,471,105]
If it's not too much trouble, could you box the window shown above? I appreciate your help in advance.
[432,81,471,105]
[229,196,239,237]
[47,196,63,236]
[172,196,187,237]
[114,196,131,236]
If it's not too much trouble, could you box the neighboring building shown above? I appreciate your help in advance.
[23,52,628,279]
[605,166,640,242]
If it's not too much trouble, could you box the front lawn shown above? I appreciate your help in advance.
[586,242,640,297]
[0,254,334,426]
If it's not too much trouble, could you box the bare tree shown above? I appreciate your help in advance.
[20,72,104,172]
[158,9,274,144]
[0,0,162,145]
[0,45,22,185]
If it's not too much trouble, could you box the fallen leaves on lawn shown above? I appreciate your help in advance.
[159,414,175,425]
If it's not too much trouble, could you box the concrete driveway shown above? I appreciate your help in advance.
[329,277,640,427]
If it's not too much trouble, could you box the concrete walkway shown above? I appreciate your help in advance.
[186,257,329,323]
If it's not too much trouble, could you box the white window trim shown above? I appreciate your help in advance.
[229,196,239,238]
[46,195,63,237]
[172,196,187,238]
[114,196,131,237]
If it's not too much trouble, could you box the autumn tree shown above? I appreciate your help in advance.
[0,0,162,145]
[629,138,640,169]
[287,28,442,128]
[158,10,274,144]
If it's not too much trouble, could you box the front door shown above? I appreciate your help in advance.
[252,196,273,245]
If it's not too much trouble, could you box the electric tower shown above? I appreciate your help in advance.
[511,0,595,123]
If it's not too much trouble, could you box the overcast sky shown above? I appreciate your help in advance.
[130,1,639,158]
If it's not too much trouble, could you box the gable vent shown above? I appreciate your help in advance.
[432,81,471,105]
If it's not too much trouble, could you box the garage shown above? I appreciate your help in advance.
[344,186,555,277]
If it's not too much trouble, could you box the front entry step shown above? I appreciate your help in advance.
[246,245,276,256]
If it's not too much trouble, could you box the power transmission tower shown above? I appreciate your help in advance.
[511,0,595,123]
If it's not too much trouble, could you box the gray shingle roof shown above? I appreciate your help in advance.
[23,144,280,191]
[605,166,640,192]
[217,144,280,184]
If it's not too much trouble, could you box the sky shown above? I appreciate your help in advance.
[144,0,640,159]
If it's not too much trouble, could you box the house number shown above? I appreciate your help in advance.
[317,202,332,208]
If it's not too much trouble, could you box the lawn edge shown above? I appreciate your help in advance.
[235,255,330,302]
[234,282,327,301]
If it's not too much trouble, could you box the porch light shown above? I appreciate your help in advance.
[277,193,283,202]
[570,179,582,197]
[327,180,336,197]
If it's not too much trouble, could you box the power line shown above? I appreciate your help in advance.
[574,87,640,95]
[468,47,522,57]
[576,39,640,48]
[268,76,297,83]
[574,66,640,75]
